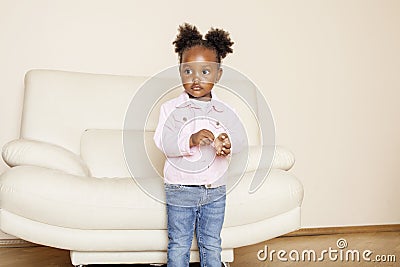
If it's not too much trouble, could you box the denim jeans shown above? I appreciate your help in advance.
[165,183,226,267]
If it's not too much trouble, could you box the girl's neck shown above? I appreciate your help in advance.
[188,93,212,102]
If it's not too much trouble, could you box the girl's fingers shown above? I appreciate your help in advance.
[219,134,231,149]
[218,133,228,140]
[200,136,213,145]
[208,133,215,141]
[222,147,231,155]
[223,141,231,149]
[203,130,215,141]
[216,147,231,156]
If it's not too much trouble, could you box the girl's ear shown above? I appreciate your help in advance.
[216,67,223,83]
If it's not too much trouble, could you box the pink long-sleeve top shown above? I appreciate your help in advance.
[153,91,245,186]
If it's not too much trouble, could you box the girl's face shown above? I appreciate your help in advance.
[180,46,222,99]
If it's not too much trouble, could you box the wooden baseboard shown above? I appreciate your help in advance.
[1,224,399,248]
[283,224,400,237]
[0,239,38,248]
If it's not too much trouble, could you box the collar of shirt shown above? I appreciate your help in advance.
[174,91,225,112]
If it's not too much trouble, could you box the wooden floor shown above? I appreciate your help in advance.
[0,231,398,267]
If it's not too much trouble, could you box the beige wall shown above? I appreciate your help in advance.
[1,0,399,239]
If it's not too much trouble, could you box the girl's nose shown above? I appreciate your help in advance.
[192,76,200,83]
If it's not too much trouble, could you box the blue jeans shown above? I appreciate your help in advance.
[165,183,226,267]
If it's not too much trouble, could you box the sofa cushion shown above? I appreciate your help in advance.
[80,129,165,178]
[2,139,90,176]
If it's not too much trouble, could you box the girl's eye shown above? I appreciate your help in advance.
[184,69,192,75]
[202,69,210,75]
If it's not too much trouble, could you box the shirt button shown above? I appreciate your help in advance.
[183,117,187,122]
[216,121,220,126]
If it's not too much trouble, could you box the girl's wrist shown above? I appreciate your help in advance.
[189,135,194,147]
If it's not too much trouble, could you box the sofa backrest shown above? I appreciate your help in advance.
[22,70,148,154]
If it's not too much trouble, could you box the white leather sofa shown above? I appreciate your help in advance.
[0,69,304,266]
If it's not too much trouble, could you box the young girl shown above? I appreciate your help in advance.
[154,23,244,267]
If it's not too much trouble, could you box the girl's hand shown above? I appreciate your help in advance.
[190,129,215,147]
[214,133,231,156]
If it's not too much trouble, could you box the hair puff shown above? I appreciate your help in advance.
[205,28,234,59]
[172,23,203,55]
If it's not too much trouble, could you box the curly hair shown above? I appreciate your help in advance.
[172,23,234,63]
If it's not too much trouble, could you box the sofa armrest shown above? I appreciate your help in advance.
[246,145,295,171]
[272,146,295,171]
[2,139,90,176]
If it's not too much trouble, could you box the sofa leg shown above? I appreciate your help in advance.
[222,262,231,267]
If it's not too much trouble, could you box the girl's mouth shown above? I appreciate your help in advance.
[191,84,203,90]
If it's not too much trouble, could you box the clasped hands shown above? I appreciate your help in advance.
[189,129,231,156]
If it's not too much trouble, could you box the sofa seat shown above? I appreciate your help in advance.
[0,166,302,232]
